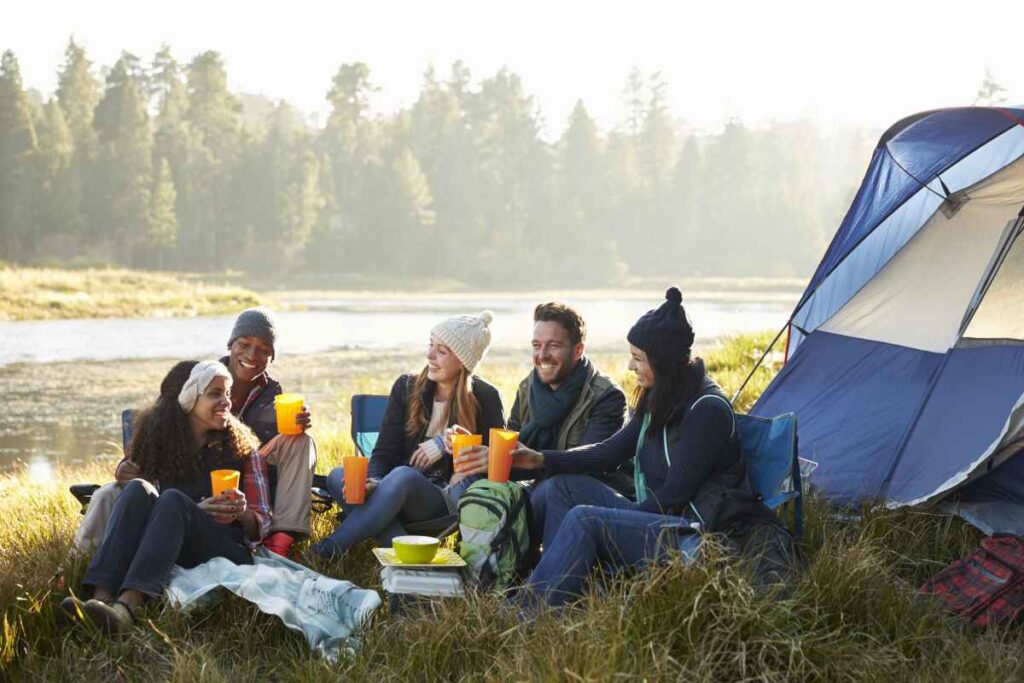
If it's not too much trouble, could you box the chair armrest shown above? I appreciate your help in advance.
[764,490,800,510]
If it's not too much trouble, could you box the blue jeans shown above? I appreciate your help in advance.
[532,473,635,549]
[519,505,702,609]
[314,465,478,558]
[83,479,252,597]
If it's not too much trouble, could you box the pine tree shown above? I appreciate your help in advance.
[34,100,81,250]
[183,51,243,267]
[55,38,100,240]
[314,62,380,269]
[669,135,702,274]
[146,157,177,267]
[0,50,39,260]
[405,63,481,263]
[245,102,323,265]
[56,39,100,150]
[554,100,625,284]
[93,53,153,265]
[149,46,190,267]
[381,146,435,273]
[639,72,676,194]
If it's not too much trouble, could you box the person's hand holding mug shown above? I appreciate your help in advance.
[444,424,471,454]
[452,444,489,481]
[199,489,247,524]
[296,405,312,432]
[510,445,544,470]
[340,477,379,501]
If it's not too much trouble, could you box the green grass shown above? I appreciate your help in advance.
[0,267,263,321]
[3,334,1023,681]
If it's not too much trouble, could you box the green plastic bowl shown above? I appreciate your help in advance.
[392,535,440,564]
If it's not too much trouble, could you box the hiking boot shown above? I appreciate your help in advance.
[82,599,136,634]
[263,531,296,559]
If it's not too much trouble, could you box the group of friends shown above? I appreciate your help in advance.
[61,287,749,633]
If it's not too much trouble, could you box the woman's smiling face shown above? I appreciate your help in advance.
[189,375,233,434]
[426,335,464,384]
[627,344,655,389]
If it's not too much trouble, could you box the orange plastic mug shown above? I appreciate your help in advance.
[210,469,240,497]
[274,393,305,436]
[343,455,370,504]
[452,433,483,473]
[487,429,518,483]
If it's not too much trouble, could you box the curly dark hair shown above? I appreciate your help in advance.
[130,360,260,484]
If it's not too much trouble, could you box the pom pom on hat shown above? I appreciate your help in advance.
[626,286,694,360]
[430,310,494,373]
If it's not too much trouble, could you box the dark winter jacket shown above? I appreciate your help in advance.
[542,362,745,523]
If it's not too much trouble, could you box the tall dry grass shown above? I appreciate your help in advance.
[0,267,262,321]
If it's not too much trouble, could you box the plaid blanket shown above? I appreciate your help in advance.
[920,535,1024,628]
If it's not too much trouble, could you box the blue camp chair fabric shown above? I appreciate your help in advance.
[348,393,458,539]
[351,394,388,458]
[738,412,803,537]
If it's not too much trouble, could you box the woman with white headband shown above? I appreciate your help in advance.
[61,360,271,634]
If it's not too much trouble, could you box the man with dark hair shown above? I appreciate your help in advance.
[507,302,632,495]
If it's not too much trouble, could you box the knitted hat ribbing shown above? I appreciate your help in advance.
[228,307,278,360]
[626,287,694,360]
[431,310,494,373]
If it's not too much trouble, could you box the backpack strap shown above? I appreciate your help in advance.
[690,393,737,439]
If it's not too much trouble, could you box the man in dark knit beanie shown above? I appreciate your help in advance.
[228,307,278,361]
[222,307,316,559]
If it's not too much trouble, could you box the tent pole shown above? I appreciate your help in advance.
[956,205,1024,337]
[729,321,790,407]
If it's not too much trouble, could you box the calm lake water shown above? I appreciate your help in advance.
[0,293,797,472]
[0,295,794,366]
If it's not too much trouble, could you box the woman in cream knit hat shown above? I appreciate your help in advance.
[314,311,505,559]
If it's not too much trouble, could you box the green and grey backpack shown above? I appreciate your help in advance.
[458,479,531,591]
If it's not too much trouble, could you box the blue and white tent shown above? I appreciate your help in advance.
[753,107,1024,534]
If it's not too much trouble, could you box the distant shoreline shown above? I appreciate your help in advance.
[1,266,805,322]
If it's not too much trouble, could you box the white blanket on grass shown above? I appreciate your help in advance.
[165,549,381,661]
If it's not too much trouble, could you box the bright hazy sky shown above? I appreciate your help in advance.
[3,0,1022,137]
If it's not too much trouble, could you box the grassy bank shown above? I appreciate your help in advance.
[0,267,263,321]
[3,334,1022,680]
[0,265,804,322]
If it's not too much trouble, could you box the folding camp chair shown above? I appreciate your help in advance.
[350,394,389,457]
[310,394,390,511]
[736,412,803,538]
[69,409,136,512]
[337,394,459,539]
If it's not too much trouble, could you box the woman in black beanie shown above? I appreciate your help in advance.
[512,287,747,609]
